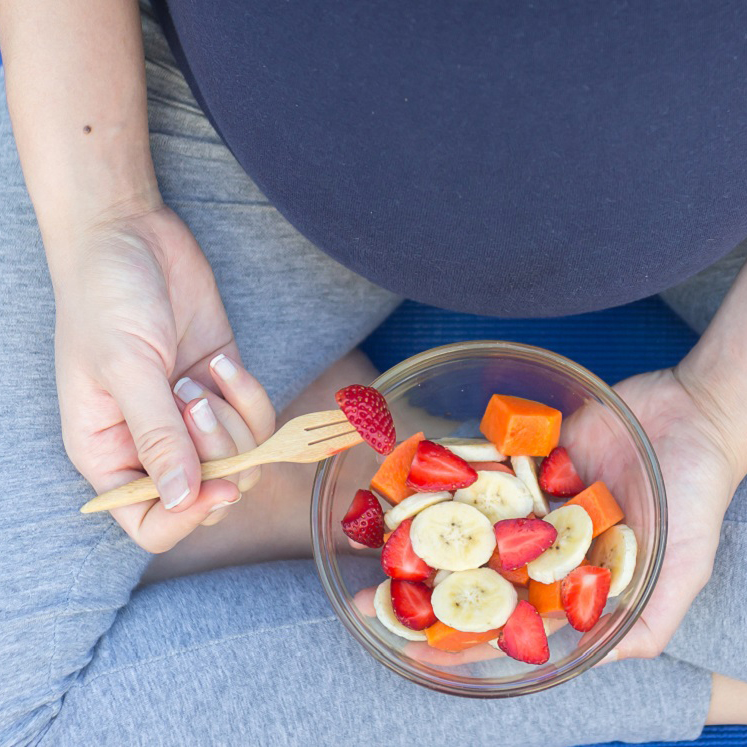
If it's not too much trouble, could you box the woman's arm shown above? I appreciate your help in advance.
[0,1,275,549]
[676,259,747,481]
[0,0,160,262]
[603,259,747,662]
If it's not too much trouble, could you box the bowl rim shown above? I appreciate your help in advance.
[311,340,667,697]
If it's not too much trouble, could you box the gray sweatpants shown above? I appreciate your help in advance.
[0,5,745,746]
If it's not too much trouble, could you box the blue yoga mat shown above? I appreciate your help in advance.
[362,296,697,386]
[361,296,744,747]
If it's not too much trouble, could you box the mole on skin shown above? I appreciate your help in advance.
[83,125,92,134]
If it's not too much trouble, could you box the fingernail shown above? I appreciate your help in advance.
[190,398,218,433]
[597,649,618,667]
[159,465,190,509]
[210,354,237,381]
[174,377,203,403]
[208,496,242,513]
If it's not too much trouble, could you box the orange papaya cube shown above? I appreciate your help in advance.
[425,621,501,652]
[528,579,564,618]
[563,481,624,538]
[479,394,562,457]
[370,432,425,505]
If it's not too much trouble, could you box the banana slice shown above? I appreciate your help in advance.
[511,456,550,517]
[384,491,452,531]
[373,579,427,641]
[435,438,506,463]
[527,505,593,584]
[431,568,517,632]
[589,524,637,597]
[432,569,452,586]
[453,471,533,524]
[410,502,496,571]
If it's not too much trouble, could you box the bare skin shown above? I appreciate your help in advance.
[708,674,747,725]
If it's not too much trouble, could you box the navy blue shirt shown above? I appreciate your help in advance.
[154,0,747,317]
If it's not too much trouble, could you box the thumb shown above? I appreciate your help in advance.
[106,360,201,511]
[606,563,708,662]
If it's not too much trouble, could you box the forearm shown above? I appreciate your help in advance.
[676,259,747,477]
[0,0,160,269]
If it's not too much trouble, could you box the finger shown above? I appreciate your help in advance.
[613,555,710,661]
[184,397,239,464]
[607,618,654,662]
[113,477,241,553]
[200,504,232,527]
[105,359,201,512]
[173,376,260,493]
[353,588,504,665]
[353,587,377,617]
[403,641,505,666]
[182,398,243,525]
[209,353,276,444]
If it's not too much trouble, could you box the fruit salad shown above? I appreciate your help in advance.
[336,386,638,667]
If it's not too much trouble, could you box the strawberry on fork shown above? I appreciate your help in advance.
[336,384,396,454]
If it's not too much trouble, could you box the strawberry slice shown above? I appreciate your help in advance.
[496,600,550,664]
[390,579,437,630]
[406,440,478,492]
[381,518,434,581]
[468,461,515,475]
[493,518,558,571]
[335,384,396,455]
[341,489,385,548]
[561,565,612,632]
[538,447,585,497]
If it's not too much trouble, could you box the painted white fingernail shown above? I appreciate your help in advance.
[208,496,242,513]
[174,377,203,403]
[159,466,190,509]
[190,398,218,433]
[210,354,237,381]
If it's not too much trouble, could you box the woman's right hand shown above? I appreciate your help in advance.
[52,203,276,552]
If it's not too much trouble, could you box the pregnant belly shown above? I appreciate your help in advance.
[158,0,747,317]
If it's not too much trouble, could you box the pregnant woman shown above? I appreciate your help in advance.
[0,1,745,744]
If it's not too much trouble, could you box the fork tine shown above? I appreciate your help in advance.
[299,430,363,461]
[304,416,350,432]
[306,420,359,444]
[294,409,349,430]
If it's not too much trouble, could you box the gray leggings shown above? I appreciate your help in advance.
[1,6,745,746]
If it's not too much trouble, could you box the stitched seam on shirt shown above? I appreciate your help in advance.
[78,616,337,688]
[46,524,120,701]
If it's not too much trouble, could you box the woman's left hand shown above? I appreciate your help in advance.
[573,366,743,661]
[355,367,744,666]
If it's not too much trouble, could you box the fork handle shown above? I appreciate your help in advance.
[80,446,270,514]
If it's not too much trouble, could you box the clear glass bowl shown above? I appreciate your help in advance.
[311,341,666,697]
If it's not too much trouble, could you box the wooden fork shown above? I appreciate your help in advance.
[79,409,362,514]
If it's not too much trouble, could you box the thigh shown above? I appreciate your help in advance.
[42,559,711,747]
